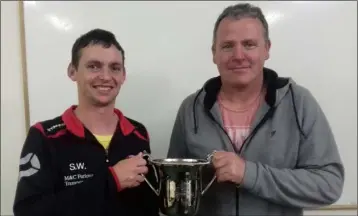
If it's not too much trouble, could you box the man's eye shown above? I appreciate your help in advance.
[108,67,121,73]
[222,44,233,49]
[244,42,257,49]
[88,65,99,70]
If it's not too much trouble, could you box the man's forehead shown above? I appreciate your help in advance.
[80,45,123,63]
[218,17,264,37]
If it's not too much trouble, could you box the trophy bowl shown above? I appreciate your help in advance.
[142,151,216,216]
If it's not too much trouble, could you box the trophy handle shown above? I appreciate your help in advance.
[201,151,217,196]
[142,151,160,196]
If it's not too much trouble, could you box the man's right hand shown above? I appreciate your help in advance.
[112,152,148,189]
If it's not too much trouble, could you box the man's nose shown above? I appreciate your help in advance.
[232,46,245,60]
[100,67,112,80]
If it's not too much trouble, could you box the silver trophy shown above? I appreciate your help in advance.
[142,151,216,216]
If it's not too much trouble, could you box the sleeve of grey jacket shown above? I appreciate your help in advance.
[167,99,188,158]
[241,88,345,208]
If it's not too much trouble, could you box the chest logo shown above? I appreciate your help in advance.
[64,162,93,187]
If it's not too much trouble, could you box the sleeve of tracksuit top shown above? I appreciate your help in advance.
[168,89,345,209]
[12,126,121,216]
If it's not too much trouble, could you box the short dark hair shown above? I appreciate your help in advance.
[212,3,269,48]
[71,28,125,69]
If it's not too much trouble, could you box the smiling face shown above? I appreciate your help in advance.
[68,44,125,107]
[212,17,270,88]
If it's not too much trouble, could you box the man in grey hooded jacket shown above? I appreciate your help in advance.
[167,3,344,216]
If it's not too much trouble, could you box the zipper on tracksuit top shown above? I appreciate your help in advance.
[105,149,110,163]
[205,107,275,216]
[91,137,111,165]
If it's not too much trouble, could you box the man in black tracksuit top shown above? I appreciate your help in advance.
[13,29,159,216]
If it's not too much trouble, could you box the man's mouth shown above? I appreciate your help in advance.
[229,66,250,70]
[93,85,114,92]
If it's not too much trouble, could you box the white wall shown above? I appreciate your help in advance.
[22,0,357,206]
[1,1,27,215]
[0,1,357,216]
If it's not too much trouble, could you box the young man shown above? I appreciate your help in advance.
[167,3,344,216]
[13,29,159,216]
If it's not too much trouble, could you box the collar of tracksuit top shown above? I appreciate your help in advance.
[34,105,148,141]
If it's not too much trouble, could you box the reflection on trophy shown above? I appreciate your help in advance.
[142,151,216,216]
[166,180,176,207]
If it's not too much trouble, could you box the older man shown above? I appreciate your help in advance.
[167,3,344,216]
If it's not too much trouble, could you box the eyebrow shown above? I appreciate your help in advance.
[87,60,122,66]
[242,38,258,43]
[220,40,235,45]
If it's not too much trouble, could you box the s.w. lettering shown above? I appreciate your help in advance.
[69,162,86,171]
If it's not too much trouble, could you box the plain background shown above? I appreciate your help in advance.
[1,1,357,215]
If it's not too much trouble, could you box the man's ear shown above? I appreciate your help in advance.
[211,44,217,64]
[265,40,271,60]
[121,67,126,84]
[67,63,76,81]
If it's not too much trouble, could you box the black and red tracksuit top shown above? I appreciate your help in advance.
[13,106,160,216]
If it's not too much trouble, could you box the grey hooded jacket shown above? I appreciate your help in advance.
[167,68,344,216]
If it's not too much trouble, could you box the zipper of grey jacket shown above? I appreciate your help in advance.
[202,98,276,216]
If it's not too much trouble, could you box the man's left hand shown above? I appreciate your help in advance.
[212,151,246,185]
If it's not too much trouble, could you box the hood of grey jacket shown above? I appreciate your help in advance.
[167,68,344,216]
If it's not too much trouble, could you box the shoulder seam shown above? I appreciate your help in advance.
[32,116,67,137]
